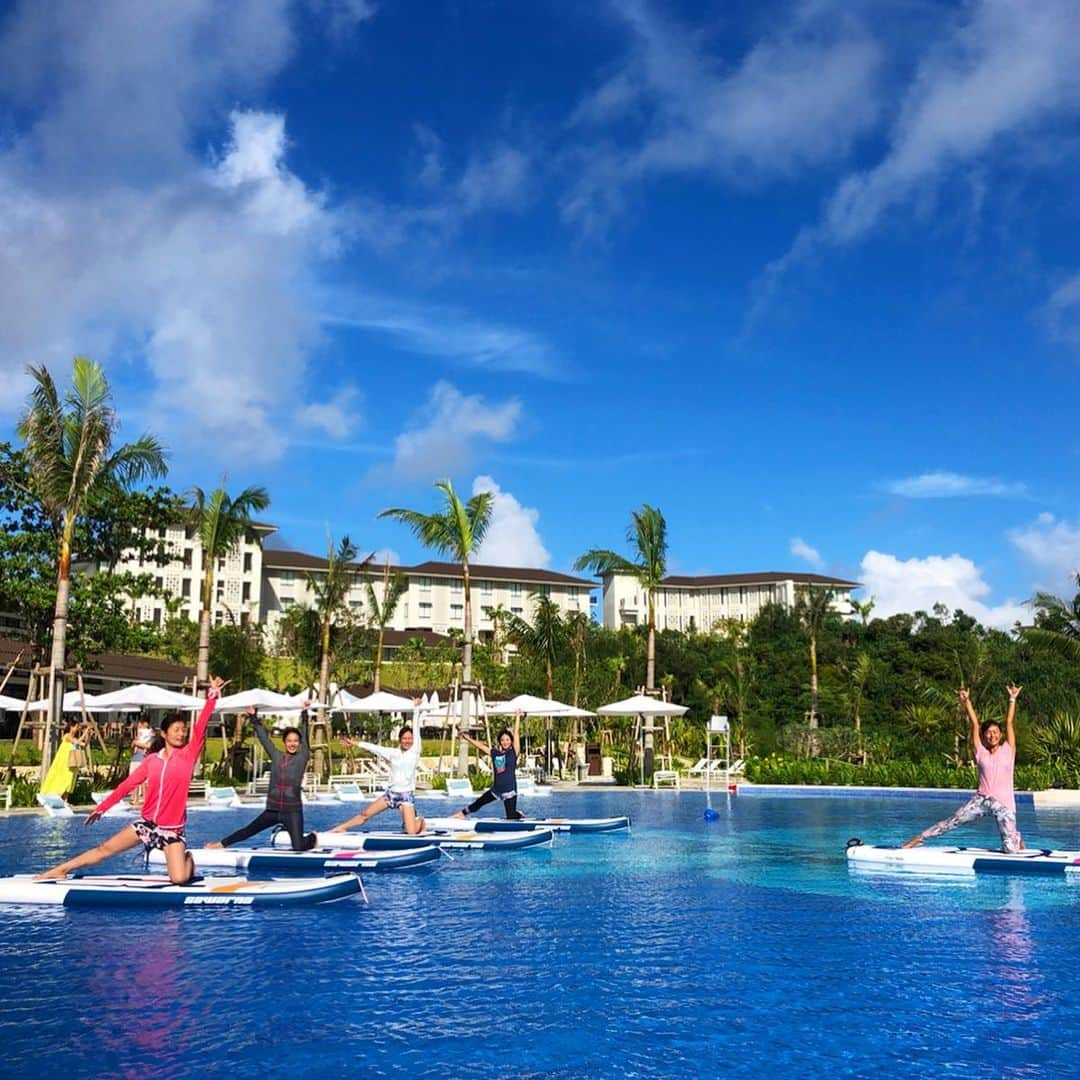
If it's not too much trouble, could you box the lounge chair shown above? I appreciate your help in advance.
[330,780,366,803]
[36,793,75,817]
[444,777,474,799]
[652,769,681,789]
[205,785,243,809]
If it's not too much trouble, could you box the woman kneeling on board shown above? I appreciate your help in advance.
[36,677,226,884]
[903,686,1024,853]
[451,710,526,822]
[329,724,425,835]
[206,704,316,852]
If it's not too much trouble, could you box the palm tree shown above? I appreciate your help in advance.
[851,597,876,626]
[379,480,493,775]
[565,609,590,708]
[365,558,407,692]
[575,504,668,773]
[308,534,367,775]
[506,594,566,698]
[190,484,270,685]
[484,603,512,665]
[796,585,835,729]
[18,357,167,773]
[1024,573,1080,661]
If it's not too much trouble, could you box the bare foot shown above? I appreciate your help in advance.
[901,836,923,849]
[450,811,466,819]
[204,841,224,849]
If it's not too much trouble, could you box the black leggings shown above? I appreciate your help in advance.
[220,808,316,851]
[463,789,524,820]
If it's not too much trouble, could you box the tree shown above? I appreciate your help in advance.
[308,534,368,775]
[575,504,668,774]
[379,480,493,775]
[851,597,876,626]
[1024,573,1080,662]
[484,603,512,665]
[365,559,407,691]
[795,585,835,729]
[189,483,270,685]
[17,357,166,772]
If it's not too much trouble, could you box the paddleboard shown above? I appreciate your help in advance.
[0,873,362,907]
[422,815,631,834]
[152,844,440,874]
[277,827,556,852]
[845,838,1080,876]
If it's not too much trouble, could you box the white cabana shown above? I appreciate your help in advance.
[596,693,688,717]
[91,684,205,710]
[215,688,307,713]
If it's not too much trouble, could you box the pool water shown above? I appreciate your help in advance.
[2,791,1080,1078]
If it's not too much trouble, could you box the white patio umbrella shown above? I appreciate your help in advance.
[0,694,26,711]
[597,694,688,786]
[91,684,205,710]
[25,691,121,713]
[215,688,307,713]
[336,689,417,713]
[486,693,593,716]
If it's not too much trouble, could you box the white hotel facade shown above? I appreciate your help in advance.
[108,528,859,638]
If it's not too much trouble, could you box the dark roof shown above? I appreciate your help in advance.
[409,561,594,587]
[658,571,860,588]
[0,637,195,687]
[263,551,594,587]
[383,629,452,647]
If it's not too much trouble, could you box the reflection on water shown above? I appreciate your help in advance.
[2,792,1080,1078]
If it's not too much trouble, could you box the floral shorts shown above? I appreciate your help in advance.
[132,819,185,852]
[382,790,415,810]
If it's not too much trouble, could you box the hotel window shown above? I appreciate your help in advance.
[242,582,251,602]
[181,578,191,598]
[538,584,550,598]
[451,579,463,595]
[480,580,493,597]
[419,576,431,594]
[281,571,294,584]
[243,552,252,573]
[510,582,522,598]
[511,606,523,615]
[450,604,464,621]
[281,597,294,609]
[568,586,578,599]
[419,602,432,620]
[182,548,193,569]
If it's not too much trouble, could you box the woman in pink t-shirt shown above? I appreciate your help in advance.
[903,686,1023,853]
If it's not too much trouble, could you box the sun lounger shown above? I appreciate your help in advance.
[205,785,243,809]
[36,793,74,817]
[443,777,474,799]
[652,769,680,789]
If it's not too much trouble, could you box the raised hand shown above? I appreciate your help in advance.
[957,688,970,703]
[206,675,229,698]
[1007,684,1022,701]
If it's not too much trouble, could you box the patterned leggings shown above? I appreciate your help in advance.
[920,794,1022,853]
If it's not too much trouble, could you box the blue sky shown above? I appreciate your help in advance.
[1,0,1079,627]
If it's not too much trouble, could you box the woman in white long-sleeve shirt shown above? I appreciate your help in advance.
[329,725,426,835]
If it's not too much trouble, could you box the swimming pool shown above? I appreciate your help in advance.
[2,790,1079,1078]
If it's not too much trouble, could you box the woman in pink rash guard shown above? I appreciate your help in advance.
[903,685,1024,853]
[37,677,226,884]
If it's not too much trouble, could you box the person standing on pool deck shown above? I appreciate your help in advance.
[451,709,526,821]
[903,686,1024,853]
[205,704,316,851]
[329,724,426,835]
[35,677,227,884]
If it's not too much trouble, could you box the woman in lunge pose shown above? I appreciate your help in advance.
[36,677,227,884]
[329,724,426,835]
[451,709,526,822]
[903,686,1024,853]
[206,704,316,851]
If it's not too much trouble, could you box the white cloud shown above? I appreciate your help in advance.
[370,382,522,483]
[1043,273,1080,350]
[859,549,1026,629]
[471,476,551,568]
[889,471,1027,498]
[562,0,882,232]
[761,0,1080,298]
[0,3,367,462]
[789,537,824,569]
[298,386,363,440]
[1009,513,1080,590]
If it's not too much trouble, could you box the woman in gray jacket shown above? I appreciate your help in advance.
[206,705,316,851]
